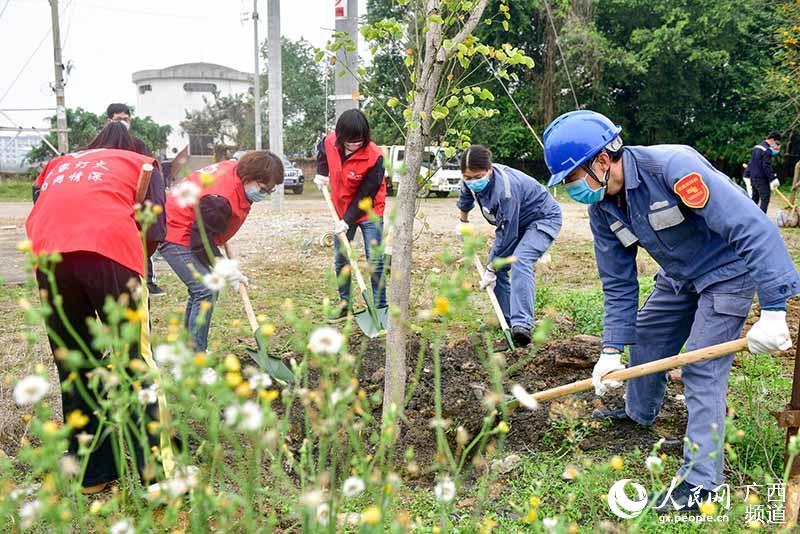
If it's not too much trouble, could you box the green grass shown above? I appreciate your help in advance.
[0,179,33,201]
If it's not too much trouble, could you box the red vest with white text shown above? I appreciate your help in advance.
[26,148,156,275]
[164,160,251,247]
[324,134,385,222]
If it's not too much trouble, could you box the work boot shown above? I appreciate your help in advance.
[650,480,715,514]
[327,302,350,324]
[591,407,635,423]
[511,326,531,348]
[147,282,166,297]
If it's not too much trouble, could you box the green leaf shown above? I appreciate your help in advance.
[464,94,475,105]
[446,95,460,108]
[429,14,444,24]
[387,97,400,108]
[502,20,509,31]
[479,88,495,101]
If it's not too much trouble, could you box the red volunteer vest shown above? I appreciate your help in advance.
[26,148,156,276]
[324,134,386,222]
[164,160,251,247]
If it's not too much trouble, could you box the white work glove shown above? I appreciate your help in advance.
[228,271,249,291]
[747,310,792,354]
[313,174,330,189]
[479,266,497,291]
[334,219,349,235]
[771,179,781,191]
[592,350,625,396]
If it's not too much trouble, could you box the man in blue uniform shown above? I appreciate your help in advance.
[745,131,782,213]
[456,144,562,347]
[543,110,799,511]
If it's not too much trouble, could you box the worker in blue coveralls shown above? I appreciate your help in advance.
[543,110,800,513]
[456,145,562,347]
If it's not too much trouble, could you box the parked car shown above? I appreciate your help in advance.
[231,150,305,194]
[379,145,461,198]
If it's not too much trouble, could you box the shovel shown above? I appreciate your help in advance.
[474,256,515,350]
[509,338,748,408]
[320,185,388,338]
[223,243,294,384]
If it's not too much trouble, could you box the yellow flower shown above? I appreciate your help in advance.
[66,410,89,429]
[224,354,241,372]
[362,505,382,525]
[226,372,243,387]
[256,314,267,324]
[89,501,103,514]
[529,496,541,507]
[260,324,276,337]
[194,353,208,367]
[610,455,624,471]
[231,319,242,328]
[747,492,760,505]
[152,204,163,215]
[199,173,216,187]
[17,298,31,310]
[199,300,212,312]
[698,500,717,516]
[523,508,538,524]
[458,223,476,237]
[358,197,373,211]
[129,359,148,373]
[433,296,450,315]
[479,517,498,533]
[42,420,59,435]
[235,382,252,398]
[260,389,280,402]
[495,421,509,433]
[124,308,144,323]
[16,240,33,253]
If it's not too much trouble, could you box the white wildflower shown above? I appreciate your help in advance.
[137,385,158,405]
[248,373,273,389]
[19,499,41,526]
[645,456,663,472]
[316,502,330,526]
[109,519,135,534]
[225,401,263,432]
[308,327,344,355]
[202,272,226,292]
[342,476,365,498]
[543,517,558,530]
[59,455,80,476]
[200,368,218,385]
[299,489,325,509]
[434,477,456,503]
[13,375,50,406]
[511,384,539,411]
[171,181,201,208]
[153,343,190,380]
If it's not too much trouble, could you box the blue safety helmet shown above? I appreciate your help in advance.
[543,110,622,187]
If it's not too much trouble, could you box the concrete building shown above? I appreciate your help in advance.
[0,134,40,173]
[132,62,253,157]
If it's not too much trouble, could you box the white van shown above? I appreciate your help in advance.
[379,145,462,198]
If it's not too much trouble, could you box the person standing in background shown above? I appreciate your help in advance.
[745,131,782,213]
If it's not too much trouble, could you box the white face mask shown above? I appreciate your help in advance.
[343,141,363,154]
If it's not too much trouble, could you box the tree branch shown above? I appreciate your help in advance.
[442,0,490,61]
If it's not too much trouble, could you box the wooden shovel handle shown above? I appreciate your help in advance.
[531,338,749,403]
[474,256,510,332]
[135,163,154,205]
[223,243,259,333]
[320,185,369,294]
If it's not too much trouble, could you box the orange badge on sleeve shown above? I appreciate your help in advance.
[674,172,709,208]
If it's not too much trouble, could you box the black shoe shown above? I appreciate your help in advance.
[327,305,349,324]
[511,326,531,347]
[651,480,714,514]
[591,407,634,422]
[147,282,166,297]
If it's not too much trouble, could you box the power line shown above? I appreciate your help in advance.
[0,0,11,22]
[483,58,544,150]
[541,0,579,109]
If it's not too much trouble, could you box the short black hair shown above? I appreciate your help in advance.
[460,145,492,172]
[106,103,131,119]
[768,131,783,142]
[335,109,371,149]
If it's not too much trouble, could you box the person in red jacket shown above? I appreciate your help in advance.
[314,109,387,322]
[25,122,161,494]
[160,151,284,352]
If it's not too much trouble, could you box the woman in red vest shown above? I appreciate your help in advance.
[26,121,161,493]
[314,109,387,322]
[160,151,283,352]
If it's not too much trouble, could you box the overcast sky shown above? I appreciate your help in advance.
[0,0,368,130]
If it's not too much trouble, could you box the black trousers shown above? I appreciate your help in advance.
[751,178,771,213]
[36,251,159,487]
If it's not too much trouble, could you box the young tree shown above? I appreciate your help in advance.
[326,0,534,418]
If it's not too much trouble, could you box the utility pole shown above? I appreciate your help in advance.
[49,0,68,153]
[333,0,359,118]
[267,0,283,209]
[252,0,263,151]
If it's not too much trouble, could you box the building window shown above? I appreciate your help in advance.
[183,82,217,93]
[138,84,152,94]
[189,134,214,156]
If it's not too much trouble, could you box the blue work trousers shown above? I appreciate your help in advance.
[493,225,554,330]
[625,272,755,489]
[159,241,217,352]
[334,219,387,309]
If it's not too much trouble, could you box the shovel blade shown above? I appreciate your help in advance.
[503,328,516,351]
[246,347,295,384]
[354,306,388,338]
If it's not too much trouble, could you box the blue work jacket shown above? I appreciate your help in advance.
[589,145,800,347]
[457,164,562,263]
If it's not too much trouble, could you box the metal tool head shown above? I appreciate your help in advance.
[354,306,388,338]
[245,330,295,384]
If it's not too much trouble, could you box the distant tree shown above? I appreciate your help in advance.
[181,93,257,158]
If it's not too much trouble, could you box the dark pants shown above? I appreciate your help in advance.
[36,251,159,487]
[333,219,387,308]
[751,178,771,213]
